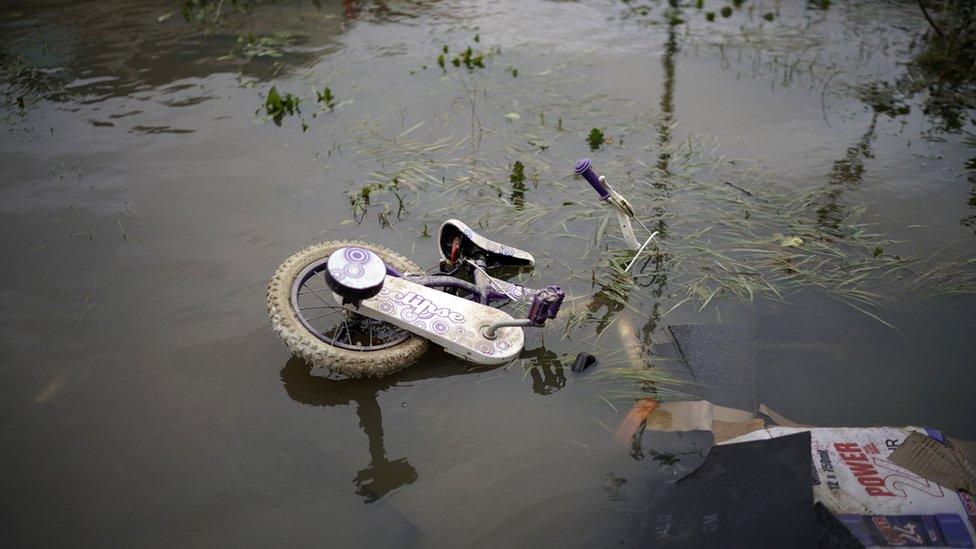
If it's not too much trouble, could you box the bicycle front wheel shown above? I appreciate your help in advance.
[267,240,428,377]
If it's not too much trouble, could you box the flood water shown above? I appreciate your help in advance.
[2,0,975,546]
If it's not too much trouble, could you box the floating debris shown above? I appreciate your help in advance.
[779,236,804,248]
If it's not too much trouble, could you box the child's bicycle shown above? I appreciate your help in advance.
[267,219,565,378]
[268,159,655,377]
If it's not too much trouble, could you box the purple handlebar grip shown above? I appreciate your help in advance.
[574,159,610,200]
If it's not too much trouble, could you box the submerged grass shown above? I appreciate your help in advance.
[333,106,976,395]
[312,11,976,399]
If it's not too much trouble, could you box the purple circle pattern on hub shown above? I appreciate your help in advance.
[325,247,386,300]
[345,247,369,264]
[327,247,385,290]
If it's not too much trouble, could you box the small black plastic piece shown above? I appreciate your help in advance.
[571,352,598,373]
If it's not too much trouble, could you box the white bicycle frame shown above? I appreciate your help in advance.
[594,173,659,272]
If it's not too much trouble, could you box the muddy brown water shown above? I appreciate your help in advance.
[2,0,975,546]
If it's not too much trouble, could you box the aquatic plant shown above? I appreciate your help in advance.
[668,13,685,26]
[316,86,337,111]
[179,0,322,29]
[596,366,689,402]
[587,128,606,150]
[856,82,910,116]
[510,161,525,186]
[453,46,485,70]
[900,0,976,130]
[264,85,299,125]
[436,39,499,73]
[347,182,384,222]
[0,52,65,117]
[239,32,299,58]
[720,6,733,17]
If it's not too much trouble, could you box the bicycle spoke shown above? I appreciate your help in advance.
[305,310,343,322]
[301,284,335,308]
[291,256,410,351]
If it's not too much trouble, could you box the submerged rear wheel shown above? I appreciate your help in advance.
[267,240,428,377]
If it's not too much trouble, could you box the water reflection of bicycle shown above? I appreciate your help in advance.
[280,356,502,503]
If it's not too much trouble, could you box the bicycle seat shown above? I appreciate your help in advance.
[437,219,534,267]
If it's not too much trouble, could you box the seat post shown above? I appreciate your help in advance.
[471,258,492,305]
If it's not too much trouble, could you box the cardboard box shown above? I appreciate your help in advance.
[723,426,976,548]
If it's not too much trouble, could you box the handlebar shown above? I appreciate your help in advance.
[574,158,610,200]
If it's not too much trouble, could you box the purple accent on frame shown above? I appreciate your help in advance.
[405,275,481,296]
[485,289,510,302]
[404,273,540,307]
[574,158,610,199]
[386,264,403,277]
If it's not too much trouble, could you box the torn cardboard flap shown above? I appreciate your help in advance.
[950,438,976,469]
[640,400,764,444]
[760,403,813,428]
[645,400,713,432]
[889,432,976,495]
[645,400,757,432]
[713,418,767,444]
